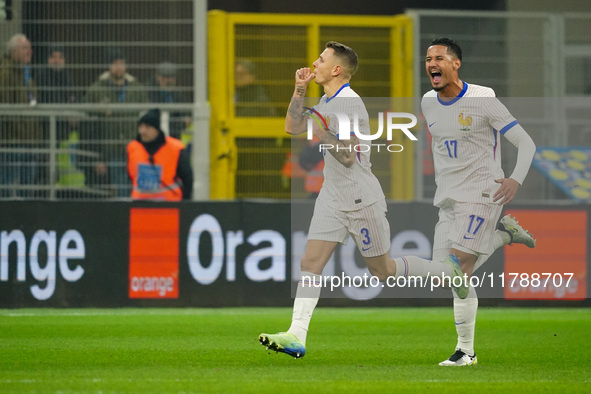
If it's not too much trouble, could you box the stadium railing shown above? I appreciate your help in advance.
[0,103,196,200]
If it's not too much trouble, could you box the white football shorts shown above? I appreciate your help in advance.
[307,198,390,258]
[434,198,503,256]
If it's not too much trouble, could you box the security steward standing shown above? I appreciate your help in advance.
[127,109,193,200]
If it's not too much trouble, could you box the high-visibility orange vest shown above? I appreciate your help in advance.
[282,152,307,179]
[305,160,324,193]
[127,137,184,201]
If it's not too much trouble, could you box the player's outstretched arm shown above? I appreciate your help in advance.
[493,124,536,205]
[286,68,315,135]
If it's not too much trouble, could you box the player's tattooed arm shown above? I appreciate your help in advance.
[313,121,356,168]
[286,97,307,134]
[286,68,315,135]
[289,96,305,120]
[295,85,306,97]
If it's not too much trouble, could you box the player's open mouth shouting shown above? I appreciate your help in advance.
[430,68,443,85]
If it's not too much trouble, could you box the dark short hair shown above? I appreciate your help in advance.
[430,37,462,61]
[326,41,358,77]
[47,44,65,58]
[105,47,126,64]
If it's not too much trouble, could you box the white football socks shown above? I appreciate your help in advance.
[286,231,509,349]
[393,255,453,279]
[454,286,478,356]
[287,271,321,345]
[452,230,506,356]
[494,229,510,249]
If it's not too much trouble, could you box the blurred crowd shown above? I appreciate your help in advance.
[0,33,279,199]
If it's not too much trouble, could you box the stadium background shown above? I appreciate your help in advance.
[0,0,589,307]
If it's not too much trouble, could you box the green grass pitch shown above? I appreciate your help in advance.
[1,307,589,393]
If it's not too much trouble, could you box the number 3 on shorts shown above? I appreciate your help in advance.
[360,228,371,245]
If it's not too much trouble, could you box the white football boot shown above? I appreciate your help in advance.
[439,350,478,366]
[497,215,536,248]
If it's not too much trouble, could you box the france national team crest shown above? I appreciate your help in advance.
[458,112,472,132]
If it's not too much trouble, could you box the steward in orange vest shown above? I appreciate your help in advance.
[127,109,193,200]
[299,138,324,198]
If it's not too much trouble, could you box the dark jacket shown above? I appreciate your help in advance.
[145,76,185,139]
[82,72,148,161]
[235,84,276,117]
[35,67,77,103]
[145,77,180,104]
[85,71,147,105]
[0,54,42,142]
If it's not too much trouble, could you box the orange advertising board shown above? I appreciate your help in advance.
[129,208,179,299]
[503,210,587,300]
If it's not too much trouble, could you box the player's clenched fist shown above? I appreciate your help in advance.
[295,67,315,85]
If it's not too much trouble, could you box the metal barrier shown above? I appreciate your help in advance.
[0,103,197,200]
[2,0,196,104]
[3,6,588,202]
[208,11,415,200]
[0,0,210,200]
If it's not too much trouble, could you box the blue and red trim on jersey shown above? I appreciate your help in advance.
[326,83,350,103]
[499,120,518,135]
[437,81,468,106]
[493,129,498,160]
[493,121,518,159]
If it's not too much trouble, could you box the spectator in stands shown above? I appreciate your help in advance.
[84,47,147,106]
[36,44,77,104]
[82,48,147,197]
[36,44,83,188]
[0,33,43,198]
[146,62,179,104]
[127,109,192,200]
[234,59,276,117]
[145,61,187,139]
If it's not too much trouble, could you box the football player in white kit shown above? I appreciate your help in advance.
[422,38,537,366]
[259,41,465,359]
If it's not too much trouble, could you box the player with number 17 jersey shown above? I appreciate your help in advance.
[422,82,518,208]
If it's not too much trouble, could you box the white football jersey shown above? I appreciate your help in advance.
[311,84,385,211]
[421,82,518,206]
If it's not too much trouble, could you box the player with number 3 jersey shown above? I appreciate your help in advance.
[259,41,466,360]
